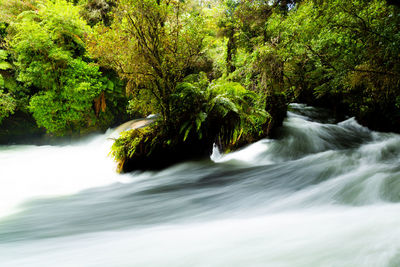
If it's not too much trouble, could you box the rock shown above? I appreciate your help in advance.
[264,92,287,137]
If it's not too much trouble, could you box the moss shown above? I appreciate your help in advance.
[110,126,157,172]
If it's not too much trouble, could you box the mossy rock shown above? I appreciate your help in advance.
[111,125,213,173]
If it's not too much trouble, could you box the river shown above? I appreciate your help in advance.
[1,104,400,266]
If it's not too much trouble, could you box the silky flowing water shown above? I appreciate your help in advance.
[1,104,400,266]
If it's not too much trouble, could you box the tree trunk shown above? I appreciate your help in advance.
[226,28,236,73]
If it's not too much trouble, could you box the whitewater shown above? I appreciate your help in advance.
[1,104,400,267]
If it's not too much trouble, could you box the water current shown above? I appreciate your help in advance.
[1,104,400,266]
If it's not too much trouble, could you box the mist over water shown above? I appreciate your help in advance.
[1,104,400,266]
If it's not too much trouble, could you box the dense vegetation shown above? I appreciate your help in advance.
[0,0,125,140]
[0,0,399,170]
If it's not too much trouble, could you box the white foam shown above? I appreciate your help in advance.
[0,134,121,218]
[1,205,400,266]
[211,139,273,165]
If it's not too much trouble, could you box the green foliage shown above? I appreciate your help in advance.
[126,89,158,119]
[171,74,269,148]
[0,0,38,24]
[171,77,209,141]
[112,72,271,170]
[208,79,270,146]
[0,23,6,39]
[28,60,104,134]
[81,0,115,26]
[3,0,125,135]
[111,127,154,161]
[205,0,398,131]
[0,50,12,70]
[110,126,161,172]
[0,89,16,123]
[9,0,89,91]
[88,0,208,124]
[261,0,400,130]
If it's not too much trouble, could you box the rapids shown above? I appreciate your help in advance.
[1,104,400,266]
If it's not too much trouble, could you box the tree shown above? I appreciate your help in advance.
[263,0,400,130]
[81,0,116,27]
[217,0,239,74]
[88,0,207,129]
[0,89,16,124]
[6,0,120,135]
[0,23,16,124]
[0,0,38,25]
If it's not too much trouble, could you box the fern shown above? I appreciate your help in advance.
[0,50,12,70]
[172,76,270,148]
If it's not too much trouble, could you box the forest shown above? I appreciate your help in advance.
[0,0,399,171]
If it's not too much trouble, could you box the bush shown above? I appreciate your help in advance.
[171,75,270,149]
[5,0,126,135]
[0,89,16,124]
[112,74,272,172]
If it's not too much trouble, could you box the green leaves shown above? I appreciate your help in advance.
[8,0,90,92]
[207,80,268,146]
[88,0,207,123]
[26,57,108,135]
[3,0,121,135]
[0,50,12,70]
[209,95,239,117]
[253,0,400,131]
[110,126,157,172]
[179,111,207,141]
[0,62,12,70]
[172,75,269,148]
[0,89,16,124]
